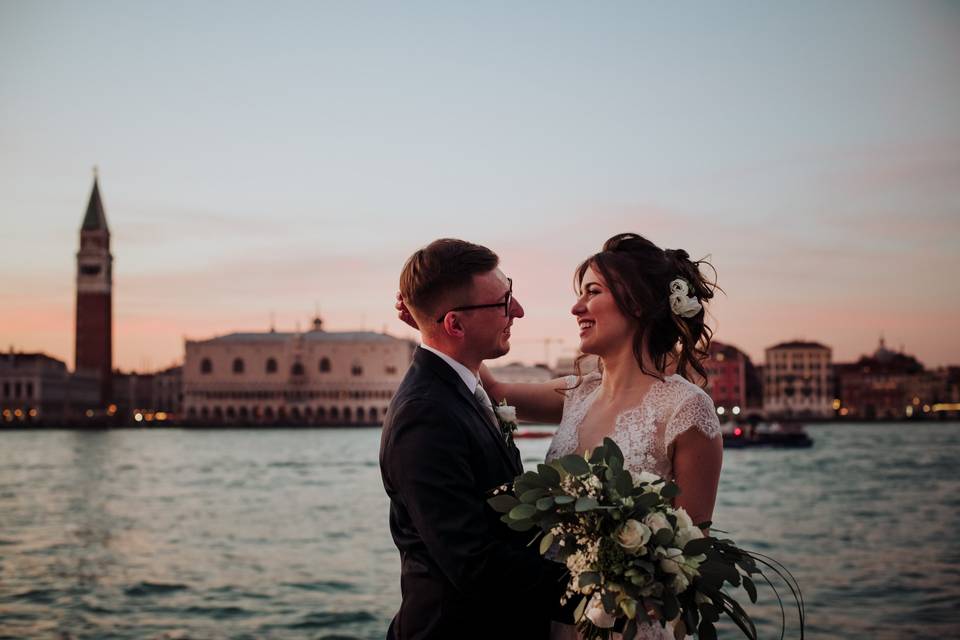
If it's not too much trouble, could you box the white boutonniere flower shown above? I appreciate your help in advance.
[494,399,518,440]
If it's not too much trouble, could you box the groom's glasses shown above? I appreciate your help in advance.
[436,278,513,323]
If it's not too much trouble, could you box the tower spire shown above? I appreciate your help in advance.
[82,169,109,231]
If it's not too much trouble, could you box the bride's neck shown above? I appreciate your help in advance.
[598,344,662,400]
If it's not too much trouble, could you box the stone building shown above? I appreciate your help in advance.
[0,351,100,425]
[763,340,833,418]
[183,318,415,425]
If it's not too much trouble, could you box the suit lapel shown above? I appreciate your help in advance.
[414,348,519,471]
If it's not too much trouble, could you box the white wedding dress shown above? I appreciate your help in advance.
[545,371,722,640]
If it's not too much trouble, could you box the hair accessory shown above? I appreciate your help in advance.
[669,278,702,318]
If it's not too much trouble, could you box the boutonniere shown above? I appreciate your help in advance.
[493,399,518,440]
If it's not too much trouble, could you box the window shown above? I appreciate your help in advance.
[386,365,397,375]
[266,358,278,374]
[233,358,244,374]
[2,382,7,398]
[291,362,305,376]
[352,364,363,377]
[201,359,213,374]
[26,382,33,398]
[14,382,21,398]
[319,357,331,373]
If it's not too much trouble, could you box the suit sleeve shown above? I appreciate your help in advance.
[384,398,567,606]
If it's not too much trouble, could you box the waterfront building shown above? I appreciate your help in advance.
[834,338,954,419]
[488,362,554,384]
[763,340,833,418]
[0,351,99,425]
[74,173,113,406]
[704,341,761,420]
[182,317,415,425]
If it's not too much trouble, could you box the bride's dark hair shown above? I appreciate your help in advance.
[572,233,719,387]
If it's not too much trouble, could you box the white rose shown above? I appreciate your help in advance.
[670,570,690,594]
[672,507,693,530]
[633,470,661,490]
[674,525,704,550]
[584,592,616,628]
[643,512,671,535]
[494,404,517,423]
[616,519,652,553]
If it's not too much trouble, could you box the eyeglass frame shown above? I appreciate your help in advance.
[436,277,513,323]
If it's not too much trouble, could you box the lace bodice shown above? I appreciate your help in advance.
[546,372,721,485]
[546,372,722,640]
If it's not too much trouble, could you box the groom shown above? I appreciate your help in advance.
[379,239,570,640]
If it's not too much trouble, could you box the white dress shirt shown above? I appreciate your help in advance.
[419,343,480,394]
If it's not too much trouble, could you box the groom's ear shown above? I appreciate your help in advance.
[438,313,466,339]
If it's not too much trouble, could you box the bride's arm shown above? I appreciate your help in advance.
[671,427,723,533]
[479,363,568,424]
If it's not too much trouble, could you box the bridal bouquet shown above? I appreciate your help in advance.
[488,438,804,640]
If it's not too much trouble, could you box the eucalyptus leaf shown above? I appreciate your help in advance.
[539,532,555,555]
[683,537,712,556]
[603,437,624,461]
[579,572,601,588]
[509,504,537,520]
[508,519,535,532]
[537,463,561,487]
[575,496,600,512]
[520,487,548,504]
[573,595,587,623]
[615,470,633,497]
[660,481,681,499]
[634,493,659,509]
[487,494,520,513]
[536,496,556,511]
[652,528,674,547]
[554,495,575,505]
[662,591,680,621]
[623,618,638,640]
[560,454,591,476]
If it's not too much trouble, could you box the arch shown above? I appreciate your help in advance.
[213,406,223,419]
[266,358,278,374]
[226,406,236,419]
[343,406,352,423]
[239,406,249,419]
[201,406,209,419]
[201,358,213,374]
[233,358,245,374]
[317,406,327,421]
[368,406,378,422]
[264,406,275,420]
[278,407,287,421]
[291,362,305,376]
[356,407,365,422]
[330,406,340,421]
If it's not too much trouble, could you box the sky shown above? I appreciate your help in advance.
[2,0,959,372]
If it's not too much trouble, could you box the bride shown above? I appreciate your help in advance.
[479,233,723,639]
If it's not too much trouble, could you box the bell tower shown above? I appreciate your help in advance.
[75,169,113,405]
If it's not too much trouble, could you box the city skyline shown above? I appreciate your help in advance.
[2,1,959,371]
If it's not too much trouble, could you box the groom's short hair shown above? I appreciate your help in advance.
[400,238,499,322]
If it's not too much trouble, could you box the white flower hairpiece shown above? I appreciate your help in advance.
[669,278,702,318]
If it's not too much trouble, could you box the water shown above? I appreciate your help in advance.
[1,423,958,639]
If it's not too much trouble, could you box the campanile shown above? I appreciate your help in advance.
[75,170,113,405]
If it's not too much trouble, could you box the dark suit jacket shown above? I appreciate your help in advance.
[379,347,569,640]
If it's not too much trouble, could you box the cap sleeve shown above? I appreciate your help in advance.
[665,388,722,447]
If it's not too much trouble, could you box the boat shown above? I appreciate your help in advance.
[722,422,813,449]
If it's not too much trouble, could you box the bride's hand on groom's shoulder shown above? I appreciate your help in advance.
[395,292,419,330]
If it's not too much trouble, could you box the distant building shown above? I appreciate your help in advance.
[704,341,756,419]
[74,173,113,406]
[0,351,99,425]
[553,354,599,378]
[489,362,554,384]
[764,340,833,418]
[153,365,183,417]
[835,337,953,419]
[182,317,415,425]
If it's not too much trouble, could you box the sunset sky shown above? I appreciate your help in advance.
[2,1,959,372]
